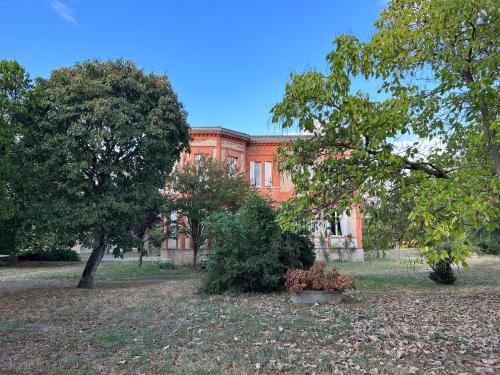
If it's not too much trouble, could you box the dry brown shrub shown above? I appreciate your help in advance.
[285,262,355,293]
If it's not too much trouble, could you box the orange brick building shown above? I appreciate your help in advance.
[161,126,364,263]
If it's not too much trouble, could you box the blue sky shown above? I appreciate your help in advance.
[1,0,386,134]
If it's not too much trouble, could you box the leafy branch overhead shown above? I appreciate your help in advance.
[272,0,499,273]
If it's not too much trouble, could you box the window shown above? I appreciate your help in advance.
[264,161,272,187]
[226,156,237,173]
[329,212,342,236]
[170,211,177,238]
[194,154,202,164]
[249,161,261,186]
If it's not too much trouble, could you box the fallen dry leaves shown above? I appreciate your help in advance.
[0,260,498,374]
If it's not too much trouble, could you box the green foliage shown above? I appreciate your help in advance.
[159,262,177,270]
[363,181,415,253]
[271,0,499,276]
[469,224,500,255]
[20,59,190,287]
[148,224,168,249]
[0,60,31,254]
[0,217,20,255]
[202,192,315,294]
[429,259,457,285]
[18,248,80,262]
[165,156,251,266]
[280,231,316,270]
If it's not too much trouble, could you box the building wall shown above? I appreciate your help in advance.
[185,130,291,203]
[161,127,364,263]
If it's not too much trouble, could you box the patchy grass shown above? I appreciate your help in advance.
[0,260,195,283]
[0,257,498,374]
[330,255,500,291]
[40,261,195,281]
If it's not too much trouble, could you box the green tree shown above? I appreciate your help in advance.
[0,60,31,256]
[22,60,190,288]
[271,0,499,282]
[203,192,315,293]
[165,156,251,267]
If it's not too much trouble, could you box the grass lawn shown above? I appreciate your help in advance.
[0,256,498,374]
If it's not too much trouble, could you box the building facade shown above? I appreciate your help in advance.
[161,126,364,263]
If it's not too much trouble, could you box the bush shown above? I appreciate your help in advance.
[280,231,315,269]
[0,217,20,255]
[203,192,315,294]
[18,248,80,262]
[428,258,456,284]
[159,262,177,270]
[471,226,500,255]
[285,262,354,293]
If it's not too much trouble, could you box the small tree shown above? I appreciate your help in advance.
[22,60,190,288]
[165,156,250,267]
[133,210,161,267]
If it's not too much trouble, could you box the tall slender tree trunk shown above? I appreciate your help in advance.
[190,219,200,268]
[77,234,106,289]
[192,233,199,268]
[481,106,500,179]
[490,137,500,179]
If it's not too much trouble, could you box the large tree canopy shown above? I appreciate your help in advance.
[271,0,499,270]
[22,60,190,287]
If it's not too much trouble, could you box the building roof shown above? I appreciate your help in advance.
[190,126,312,143]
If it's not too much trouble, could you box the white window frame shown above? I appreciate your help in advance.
[250,161,261,187]
[264,161,272,187]
[170,211,178,238]
[226,156,237,173]
[329,212,343,237]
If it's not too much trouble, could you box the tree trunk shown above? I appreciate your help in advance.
[481,106,500,179]
[77,234,106,289]
[490,136,500,179]
[139,250,143,267]
[190,219,200,269]
[192,246,198,268]
[395,241,401,265]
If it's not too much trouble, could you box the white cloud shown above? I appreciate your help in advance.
[51,0,77,25]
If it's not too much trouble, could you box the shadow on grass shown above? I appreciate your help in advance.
[330,256,499,290]
[41,261,199,281]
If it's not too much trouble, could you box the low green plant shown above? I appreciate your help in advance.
[280,231,315,270]
[159,262,177,270]
[18,248,80,262]
[429,258,456,285]
[202,192,315,294]
[470,225,500,256]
